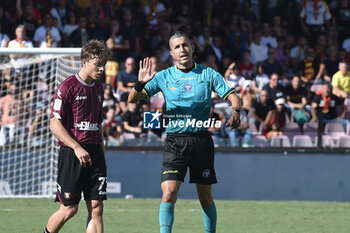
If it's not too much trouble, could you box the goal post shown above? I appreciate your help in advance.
[0,47,81,197]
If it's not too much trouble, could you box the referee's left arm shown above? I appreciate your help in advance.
[226,92,241,129]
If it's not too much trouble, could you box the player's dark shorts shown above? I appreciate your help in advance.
[161,131,217,185]
[55,144,107,206]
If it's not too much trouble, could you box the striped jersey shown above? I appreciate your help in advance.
[50,74,104,145]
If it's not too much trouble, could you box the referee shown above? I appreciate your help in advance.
[129,31,241,233]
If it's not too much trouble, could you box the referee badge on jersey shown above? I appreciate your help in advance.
[143,110,161,129]
[183,83,192,91]
[202,169,211,178]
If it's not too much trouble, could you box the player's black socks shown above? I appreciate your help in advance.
[43,227,51,233]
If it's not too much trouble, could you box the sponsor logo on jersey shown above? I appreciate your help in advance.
[53,99,62,111]
[75,96,87,100]
[163,170,179,175]
[170,87,177,90]
[184,83,192,91]
[75,121,99,131]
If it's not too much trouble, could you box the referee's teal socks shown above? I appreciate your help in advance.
[159,202,174,233]
[202,202,217,233]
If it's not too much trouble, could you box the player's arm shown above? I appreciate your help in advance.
[50,117,92,167]
[226,93,241,129]
[99,124,107,168]
[128,57,156,103]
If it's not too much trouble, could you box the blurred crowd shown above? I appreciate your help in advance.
[1,0,350,147]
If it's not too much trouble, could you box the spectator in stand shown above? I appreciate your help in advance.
[314,34,327,60]
[261,23,277,48]
[285,76,308,111]
[249,31,268,64]
[0,5,12,36]
[275,36,289,72]
[68,15,91,47]
[102,84,119,113]
[62,12,78,46]
[193,26,212,56]
[224,62,245,93]
[316,45,340,82]
[120,8,140,58]
[333,0,350,45]
[249,89,276,129]
[8,25,34,67]
[251,63,269,94]
[103,106,123,146]
[33,13,61,48]
[16,0,41,25]
[290,35,308,72]
[16,3,39,40]
[331,61,350,99]
[0,23,9,47]
[85,0,110,41]
[122,102,143,137]
[106,18,130,64]
[262,98,286,138]
[117,57,138,113]
[299,0,331,43]
[50,0,71,32]
[239,49,254,79]
[272,15,287,38]
[262,73,286,100]
[226,15,248,60]
[298,47,321,83]
[263,48,283,76]
[144,0,168,49]
[0,82,26,145]
[204,34,228,72]
[342,37,350,53]
[28,103,50,147]
[310,82,347,129]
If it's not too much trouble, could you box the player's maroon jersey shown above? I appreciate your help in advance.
[51,74,104,146]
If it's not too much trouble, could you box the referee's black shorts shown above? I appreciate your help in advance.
[161,131,217,185]
[55,144,107,206]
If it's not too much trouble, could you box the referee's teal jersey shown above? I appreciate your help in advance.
[144,62,235,134]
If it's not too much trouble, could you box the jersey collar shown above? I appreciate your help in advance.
[174,62,197,73]
[75,73,96,87]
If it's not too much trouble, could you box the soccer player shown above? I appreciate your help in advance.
[43,40,111,233]
[128,31,241,233]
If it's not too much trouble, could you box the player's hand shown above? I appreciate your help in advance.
[74,145,92,167]
[138,57,156,83]
[226,112,241,130]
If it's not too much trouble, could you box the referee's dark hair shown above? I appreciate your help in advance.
[169,31,192,50]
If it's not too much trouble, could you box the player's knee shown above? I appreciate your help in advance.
[62,205,78,220]
[162,189,178,204]
[198,194,213,207]
[91,201,104,217]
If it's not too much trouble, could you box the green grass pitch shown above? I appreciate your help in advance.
[1,198,350,233]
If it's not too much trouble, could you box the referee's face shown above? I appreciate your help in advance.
[169,36,193,69]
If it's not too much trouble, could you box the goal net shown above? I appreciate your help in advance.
[0,48,81,197]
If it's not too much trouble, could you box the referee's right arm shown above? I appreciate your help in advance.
[128,57,156,103]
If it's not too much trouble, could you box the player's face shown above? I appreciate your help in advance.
[169,36,193,69]
[83,58,105,81]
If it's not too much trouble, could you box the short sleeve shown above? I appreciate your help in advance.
[211,69,235,99]
[50,82,72,121]
[144,73,162,98]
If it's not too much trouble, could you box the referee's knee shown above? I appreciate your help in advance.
[161,189,178,204]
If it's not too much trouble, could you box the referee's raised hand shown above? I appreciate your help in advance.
[138,57,156,83]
